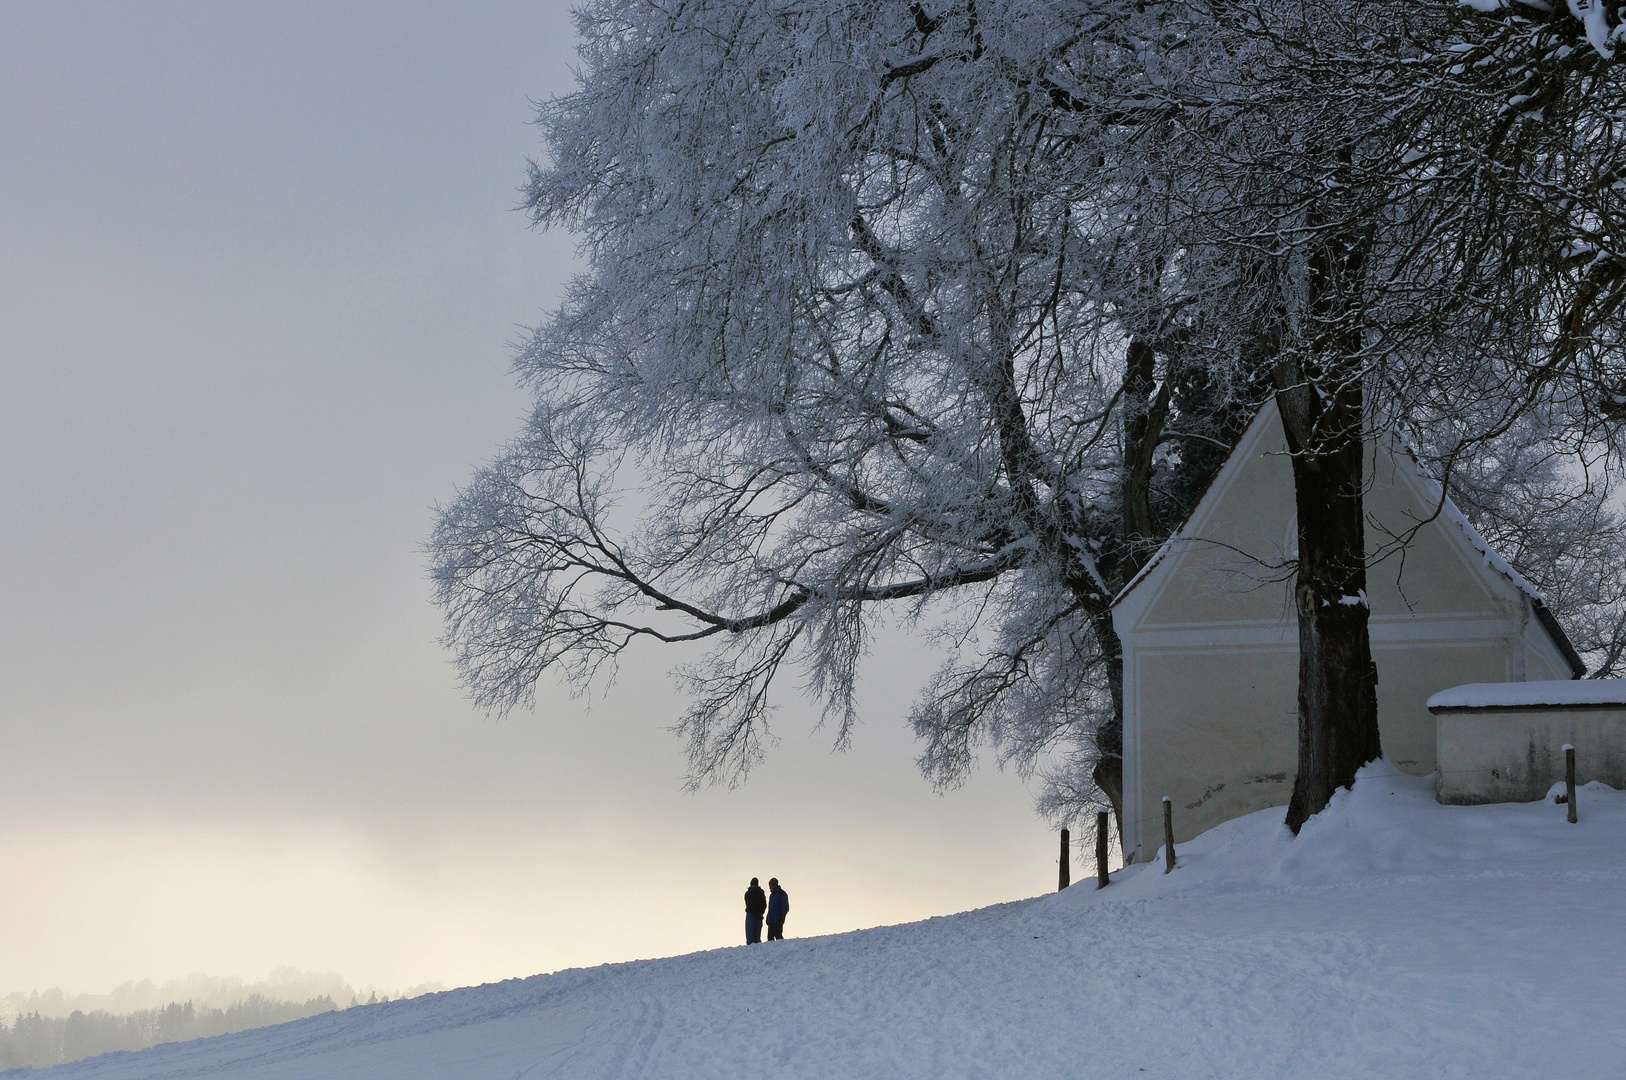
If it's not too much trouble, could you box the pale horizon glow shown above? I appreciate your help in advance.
[0,1,1050,999]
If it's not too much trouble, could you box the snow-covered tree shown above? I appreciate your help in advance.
[432,0,1626,839]
[429,0,1254,827]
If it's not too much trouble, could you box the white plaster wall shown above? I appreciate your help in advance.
[1434,707,1626,803]
[1131,639,1516,852]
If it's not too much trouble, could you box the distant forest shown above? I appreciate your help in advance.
[0,994,339,1069]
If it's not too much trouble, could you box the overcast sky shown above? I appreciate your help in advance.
[0,2,1049,997]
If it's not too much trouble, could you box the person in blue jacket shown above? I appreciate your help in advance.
[744,877,767,944]
[765,877,790,941]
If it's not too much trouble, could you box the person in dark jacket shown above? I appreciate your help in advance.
[765,877,789,941]
[744,877,767,944]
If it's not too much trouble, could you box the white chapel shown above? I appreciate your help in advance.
[1109,399,1583,863]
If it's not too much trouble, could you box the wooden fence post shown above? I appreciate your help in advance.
[1059,828,1070,890]
[1095,811,1110,889]
[1163,796,1176,873]
[1565,744,1577,824]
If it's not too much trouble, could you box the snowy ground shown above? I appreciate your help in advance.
[25,765,1626,1079]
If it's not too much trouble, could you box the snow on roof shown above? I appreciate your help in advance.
[1427,680,1626,711]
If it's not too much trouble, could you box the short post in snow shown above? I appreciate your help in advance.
[1162,796,1176,874]
[1095,811,1110,890]
[1565,743,1577,824]
[1058,827,1070,891]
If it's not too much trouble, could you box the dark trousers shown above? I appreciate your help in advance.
[766,920,784,941]
[746,915,762,944]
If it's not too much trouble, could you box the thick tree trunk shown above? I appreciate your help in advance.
[1278,399,1380,832]
[1274,370,1381,833]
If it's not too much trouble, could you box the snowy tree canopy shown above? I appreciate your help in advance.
[430,0,1248,801]
[431,0,1626,823]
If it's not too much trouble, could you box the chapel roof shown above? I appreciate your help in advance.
[1108,398,1586,678]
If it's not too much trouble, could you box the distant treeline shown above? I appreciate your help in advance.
[0,994,337,1069]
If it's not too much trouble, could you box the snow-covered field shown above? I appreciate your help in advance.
[27,766,1626,1079]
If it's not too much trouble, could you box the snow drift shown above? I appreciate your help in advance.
[26,765,1626,1079]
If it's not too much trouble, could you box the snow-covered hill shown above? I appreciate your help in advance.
[26,766,1626,1079]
